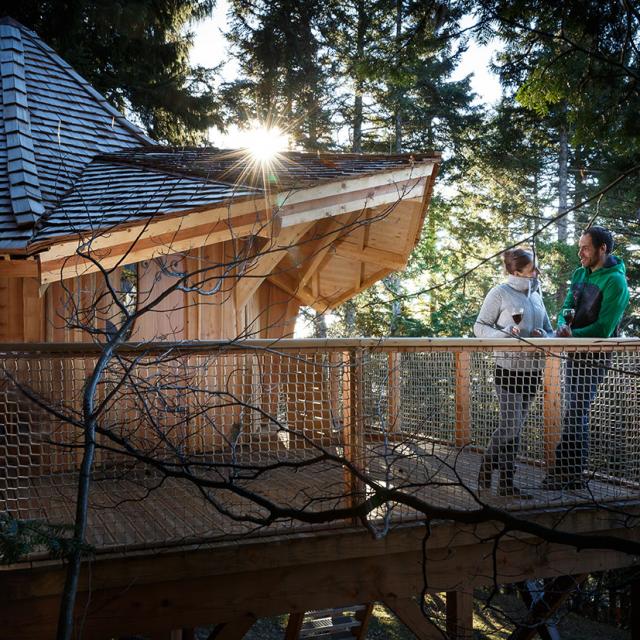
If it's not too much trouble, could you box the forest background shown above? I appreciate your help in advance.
[11,0,640,339]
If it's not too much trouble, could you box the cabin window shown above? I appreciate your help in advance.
[105,264,138,339]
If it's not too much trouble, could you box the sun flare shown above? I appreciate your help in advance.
[241,122,289,161]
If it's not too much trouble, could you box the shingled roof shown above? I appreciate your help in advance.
[0,16,153,249]
[97,147,437,190]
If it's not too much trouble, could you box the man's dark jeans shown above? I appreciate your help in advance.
[552,353,609,481]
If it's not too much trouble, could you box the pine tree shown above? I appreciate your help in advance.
[224,0,334,149]
[11,0,222,144]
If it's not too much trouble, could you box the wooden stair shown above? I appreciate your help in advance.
[285,604,374,639]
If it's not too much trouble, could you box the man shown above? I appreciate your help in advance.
[544,226,630,490]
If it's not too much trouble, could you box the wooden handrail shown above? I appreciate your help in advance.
[0,337,638,355]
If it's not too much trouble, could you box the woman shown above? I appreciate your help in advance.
[473,248,553,497]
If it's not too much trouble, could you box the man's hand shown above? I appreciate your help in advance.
[556,325,572,337]
[531,328,544,337]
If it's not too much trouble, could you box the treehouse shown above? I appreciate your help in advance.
[1,17,640,640]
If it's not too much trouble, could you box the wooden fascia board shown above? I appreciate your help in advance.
[276,162,435,208]
[37,197,272,284]
[408,160,440,251]
[277,165,434,228]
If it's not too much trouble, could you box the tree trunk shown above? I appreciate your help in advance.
[573,145,588,237]
[313,311,327,338]
[394,0,403,153]
[385,274,402,335]
[352,0,366,153]
[344,299,356,336]
[557,103,569,243]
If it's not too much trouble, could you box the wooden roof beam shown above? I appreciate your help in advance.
[267,273,319,309]
[235,222,315,310]
[333,241,407,271]
[325,267,391,310]
[297,212,362,290]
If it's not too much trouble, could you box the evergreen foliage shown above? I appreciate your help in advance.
[0,514,87,564]
[11,0,222,143]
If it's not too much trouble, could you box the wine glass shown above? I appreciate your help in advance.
[511,307,524,326]
[562,308,576,326]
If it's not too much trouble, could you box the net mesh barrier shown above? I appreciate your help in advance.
[0,340,638,553]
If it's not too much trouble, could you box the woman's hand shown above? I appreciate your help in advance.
[530,328,544,337]
[510,325,521,336]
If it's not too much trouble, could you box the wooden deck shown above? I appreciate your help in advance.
[8,440,637,556]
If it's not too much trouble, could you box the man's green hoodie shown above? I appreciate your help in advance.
[558,255,629,337]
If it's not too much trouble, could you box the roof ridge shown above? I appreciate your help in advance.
[0,20,44,229]
[14,21,155,146]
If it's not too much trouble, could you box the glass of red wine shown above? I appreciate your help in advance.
[511,307,524,326]
[562,307,576,326]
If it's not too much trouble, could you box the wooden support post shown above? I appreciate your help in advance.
[509,574,587,640]
[454,352,471,447]
[543,353,563,468]
[388,352,401,432]
[343,348,365,523]
[352,602,375,639]
[207,615,257,639]
[515,582,559,640]
[383,597,443,639]
[284,612,305,640]
[446,589,473,639]
[329,351,342,430]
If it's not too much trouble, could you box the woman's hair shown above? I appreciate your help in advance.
[503,248,533,275]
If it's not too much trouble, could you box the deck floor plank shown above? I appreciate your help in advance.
[4,442,636,555]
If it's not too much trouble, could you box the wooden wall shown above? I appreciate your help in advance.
[0,240,300,344]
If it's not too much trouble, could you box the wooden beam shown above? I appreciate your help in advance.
[235,222,314,310]
[543,355,563,468]
[454,352,472,448]
[333,241,407,271]
[297,213,361,290]
[38,211,271,285]
[35,197,271,262]
[406,162,440,252]
[284,612,305,640]
[515,582,560,640]
[384,597,444,639]
[353,603,374,640]
[280,182,426,228]
[0,259,38,278]
[509,574,588,640]
[326,267,391,310]
[446,589,474,639]
[0,524,636,640]
[266,273,324,310]
[276,164,433,212]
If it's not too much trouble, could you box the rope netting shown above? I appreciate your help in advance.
[0,339,638,552]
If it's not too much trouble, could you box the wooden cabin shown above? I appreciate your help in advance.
[1,17,640,640]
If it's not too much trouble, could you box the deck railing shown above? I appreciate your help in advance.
[0,338,639,553]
